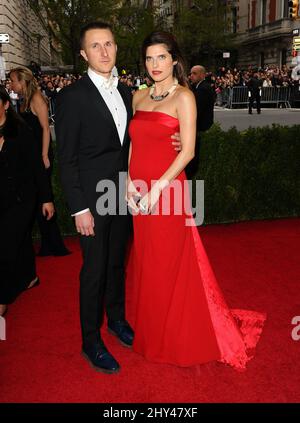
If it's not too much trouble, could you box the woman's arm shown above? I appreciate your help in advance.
[126,142,140,212]
[31,91,51,168]
[159,88,196,183]
[126,91,142,211]
[139,88,197,213]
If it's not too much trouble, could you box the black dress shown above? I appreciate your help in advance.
[21,109,70,256]
[0,121,52,304]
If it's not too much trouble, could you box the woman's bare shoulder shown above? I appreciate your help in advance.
[133,87,150,101]
[31,90,47,106]
[175,85,195,108]
[176,85,194,99]
[133,87,150,109]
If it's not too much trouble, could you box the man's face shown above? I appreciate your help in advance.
[80,28,117,77]
[190,67,204,84]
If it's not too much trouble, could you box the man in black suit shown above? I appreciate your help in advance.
[55,22,134,374]
[247,72,262,114]
[190,65,215,132]
[186,65,215,178]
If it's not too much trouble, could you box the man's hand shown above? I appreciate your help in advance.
[171,132,182,151]
[75,211,95,236]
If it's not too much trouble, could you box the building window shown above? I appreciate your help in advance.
[232,7,237,33]
[281,48,287,66]
[260,51,265,67]
[251,0,257,28]
[283,0,289,17]
[261,0,267,24]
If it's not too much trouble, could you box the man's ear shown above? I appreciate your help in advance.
[173,61,178,66]
[80,49,88,62]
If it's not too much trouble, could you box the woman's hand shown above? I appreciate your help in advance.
[139,180,168,215]
[43,154,50,169]
[126,176,141,213]
[42,202,55,220]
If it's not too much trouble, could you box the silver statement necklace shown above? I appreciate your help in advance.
[150,78,178,101]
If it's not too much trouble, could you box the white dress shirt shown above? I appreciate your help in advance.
[73,68,128,217]
[196,79,205,89]
[88,67,127,144]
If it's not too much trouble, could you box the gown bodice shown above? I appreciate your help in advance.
[129,110,181,185]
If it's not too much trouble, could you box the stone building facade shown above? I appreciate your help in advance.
[0,0,61,74]
[151,0,299,68]
[230,0,299,67]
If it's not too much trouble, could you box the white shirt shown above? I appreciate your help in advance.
[73,68,128,217]
[196,79,205,89]
[88,67,127,144]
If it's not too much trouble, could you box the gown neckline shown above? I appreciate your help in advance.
[135,110,179,122]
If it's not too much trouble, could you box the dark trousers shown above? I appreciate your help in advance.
[249,91,261,114]
[79,212,131,348]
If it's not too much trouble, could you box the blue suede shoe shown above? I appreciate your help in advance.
[82,344,120,374]
[108,320,134,348]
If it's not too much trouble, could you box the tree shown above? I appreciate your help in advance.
[173,0,235,70]
[35,0,117,72]
[114,3,155,75]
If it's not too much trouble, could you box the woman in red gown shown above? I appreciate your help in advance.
[126,31,266,370]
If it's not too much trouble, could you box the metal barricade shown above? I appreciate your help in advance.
[48,97,55,123]
[276,86,291,108]
[225,86,291,109]
[260,86,276,105]
[228,86,248,108]
[220,88,231,107]
[47,97,56,141]
[288,85,300,107]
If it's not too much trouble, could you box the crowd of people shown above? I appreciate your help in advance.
[2,63,298,115]
[208,64,296,90]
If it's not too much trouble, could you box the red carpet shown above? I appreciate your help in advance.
[1,218,300,403]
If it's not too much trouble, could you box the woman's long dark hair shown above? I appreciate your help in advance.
[142,31,188,86]
[0,85,24,137]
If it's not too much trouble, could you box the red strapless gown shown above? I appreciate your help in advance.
[127,110,266,370]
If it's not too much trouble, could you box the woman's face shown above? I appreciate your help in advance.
[145,44,177,83]
[0,99,9,124]
[9,73,24,94]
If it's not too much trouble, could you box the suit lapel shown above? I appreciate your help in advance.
[82,74,121,145]
[117,82,132,147]
[82,75,132,148]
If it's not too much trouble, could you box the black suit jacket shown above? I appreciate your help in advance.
[55,75,133,215]
[193,80,215,132]
[247,77,262,94]
[0,121,52,213]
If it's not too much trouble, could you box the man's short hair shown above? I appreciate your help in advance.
[80,21,114,49]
